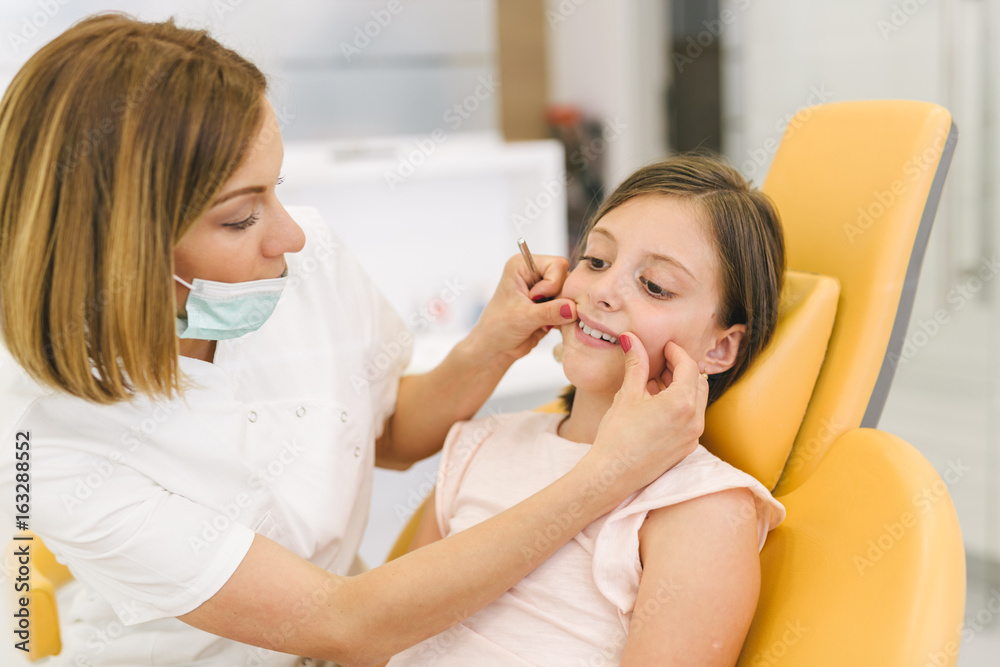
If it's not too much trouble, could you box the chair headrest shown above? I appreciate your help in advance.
[701,271,840,490]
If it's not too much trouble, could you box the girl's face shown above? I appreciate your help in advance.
[173,98,305,317]
[559,194,745,398]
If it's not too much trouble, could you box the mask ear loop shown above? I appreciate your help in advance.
[173,275,193,325]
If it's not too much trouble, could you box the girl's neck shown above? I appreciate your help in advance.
[557,389,614,444]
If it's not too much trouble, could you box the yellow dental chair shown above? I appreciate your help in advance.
[11,101,964,665]
[389,101,966,666]
[735,100,964,665]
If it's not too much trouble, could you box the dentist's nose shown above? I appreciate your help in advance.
[263,203,306,257]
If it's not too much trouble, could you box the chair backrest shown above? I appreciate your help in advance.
[762,100,957,494]
[728,99,965,666]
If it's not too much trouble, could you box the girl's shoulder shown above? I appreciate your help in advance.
[630,445,785,532]
[590,446,785,622]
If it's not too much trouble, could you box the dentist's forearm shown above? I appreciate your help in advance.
[337,457,633,662]
[179,451,636,666]
[375,334,516,467]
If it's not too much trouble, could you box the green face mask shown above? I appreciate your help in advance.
[174,269,288,340]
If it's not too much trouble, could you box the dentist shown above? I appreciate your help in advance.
[0,14,709,667]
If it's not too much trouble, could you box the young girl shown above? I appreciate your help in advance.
[387,155,787,666]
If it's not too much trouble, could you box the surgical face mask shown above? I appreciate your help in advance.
[173,269,288,340]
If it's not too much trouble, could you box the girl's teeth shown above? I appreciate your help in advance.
[577,320,618,345]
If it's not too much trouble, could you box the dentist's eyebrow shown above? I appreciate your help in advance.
[590,226,697,282]
[212,185,266,207]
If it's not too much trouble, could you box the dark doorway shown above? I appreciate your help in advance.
[668,0,723,153]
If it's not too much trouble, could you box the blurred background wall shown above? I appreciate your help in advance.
[0,1,998,663]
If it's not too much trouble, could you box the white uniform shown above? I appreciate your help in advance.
[0,207,412,665]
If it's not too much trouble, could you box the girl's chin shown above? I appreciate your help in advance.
[561,362,625,398]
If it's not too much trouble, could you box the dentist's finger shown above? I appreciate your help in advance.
[530,298,576,331]
[527,255,569,301]
[617,332,651,401]
[662,340,701,387]
[661,341,709,419]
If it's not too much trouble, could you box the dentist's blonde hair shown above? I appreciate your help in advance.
[0,13,267,403]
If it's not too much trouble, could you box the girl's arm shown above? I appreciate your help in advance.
[619,488,761,667]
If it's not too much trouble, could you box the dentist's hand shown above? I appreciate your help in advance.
[582,335,709,509]
[466,253,577,365]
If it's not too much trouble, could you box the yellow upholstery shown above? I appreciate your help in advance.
[701,271,840,490]
[4,533,67,659]
[740,99,962,664]
[29,533,73,588]
[740,429,966,666]
[763,101,957,495]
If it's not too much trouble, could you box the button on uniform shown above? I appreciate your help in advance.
[248,410,257,423]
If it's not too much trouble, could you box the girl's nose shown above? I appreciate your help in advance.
[589,269,627,311]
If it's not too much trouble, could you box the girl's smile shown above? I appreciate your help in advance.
[573,314,620,347]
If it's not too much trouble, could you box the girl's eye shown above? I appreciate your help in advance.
[641,277,675,299]
[581,255,609,270]
[224,210,260,232]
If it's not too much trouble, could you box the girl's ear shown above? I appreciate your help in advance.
[702,324,746,375]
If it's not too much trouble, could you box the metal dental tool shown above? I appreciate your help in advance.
[517,237,544,288]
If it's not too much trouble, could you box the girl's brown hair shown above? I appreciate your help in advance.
[0,13,267,403]
[562,153,786,409]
